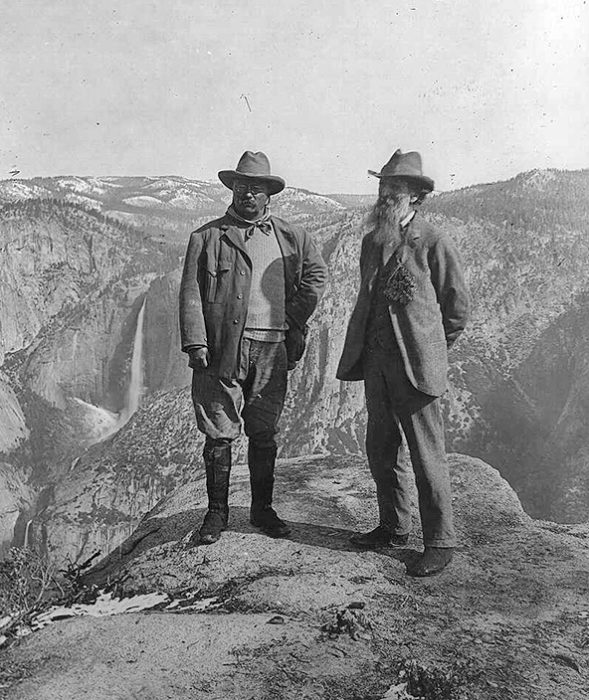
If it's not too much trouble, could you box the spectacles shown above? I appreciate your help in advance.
[233,182,267,195]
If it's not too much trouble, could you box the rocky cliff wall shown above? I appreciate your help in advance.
[0,462,33,556]
[0,373,28,454]
[0,200,181,549]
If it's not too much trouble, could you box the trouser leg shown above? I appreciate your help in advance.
[190,370,243,544]
[242,340,290,537]
[364,352,413,536]
[241,340,287,505]
[246,434,290,537]
[191,371,243,442]
[247,438,277,512]
[399,397,456,548]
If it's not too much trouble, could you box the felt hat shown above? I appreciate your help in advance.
[218,151,285,195]
[368,149,434,192]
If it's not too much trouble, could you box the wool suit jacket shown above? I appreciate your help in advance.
[336,215,469,397]
[179,214,327,379]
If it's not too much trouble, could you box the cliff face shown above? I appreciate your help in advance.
[2,171,589,563]
[142,270,192,393]
[0,199,181,552]
[0,374,28,454]
[1,201,159,361]
[0,462,33,557]
[425,171,589,521]
[32,388,201,563]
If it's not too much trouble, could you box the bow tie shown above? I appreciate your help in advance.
[244,219,273,240]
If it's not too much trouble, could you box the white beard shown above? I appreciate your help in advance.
[368,193,411,246]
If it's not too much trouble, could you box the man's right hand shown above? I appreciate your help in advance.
[188,347,209,369]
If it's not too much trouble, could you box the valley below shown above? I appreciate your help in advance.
[1,169,588,566]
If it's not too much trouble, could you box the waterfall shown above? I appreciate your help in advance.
[121,298,147,423]
[23,519,32,549]
[72,297,147,444]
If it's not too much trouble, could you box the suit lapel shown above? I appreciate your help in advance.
[364,240,380,294]
[220,223,249,260]
[405,215,422,242]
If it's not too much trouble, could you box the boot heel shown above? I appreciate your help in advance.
[250,507,291,538]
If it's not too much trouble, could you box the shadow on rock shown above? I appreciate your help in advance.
[193,505,414,564]
[85,504,415,586]
[84,507,201,584]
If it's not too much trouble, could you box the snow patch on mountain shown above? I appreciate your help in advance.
[123,196,165,208]
[279,187,344,211]
[0,181,49,202]
[52,177,108,197]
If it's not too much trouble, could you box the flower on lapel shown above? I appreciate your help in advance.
[383,259,416,306]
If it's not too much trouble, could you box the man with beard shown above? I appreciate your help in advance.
[180,151,327,545]
[337,149,469,576]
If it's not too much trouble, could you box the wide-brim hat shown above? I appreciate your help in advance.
[218,150,285,195]
[368,149,434,192]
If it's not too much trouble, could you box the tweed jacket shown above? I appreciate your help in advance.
[336,214,469,397]
[179,214,327,379]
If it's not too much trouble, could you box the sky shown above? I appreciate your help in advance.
[1,0,588,193]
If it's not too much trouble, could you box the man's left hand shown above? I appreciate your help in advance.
[285,325,307,370]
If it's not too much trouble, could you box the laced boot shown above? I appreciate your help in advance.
[199,439,231,545]
[248,441,291,538]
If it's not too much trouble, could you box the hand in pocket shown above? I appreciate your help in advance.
[285,326,307,370]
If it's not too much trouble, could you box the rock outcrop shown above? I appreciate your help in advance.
[3,453,588,700]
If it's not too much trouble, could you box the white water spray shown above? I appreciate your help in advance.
[72,398,118,441]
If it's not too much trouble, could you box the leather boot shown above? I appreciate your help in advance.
[248,441,291,538]
[407,547,454,577]
[350,526,409,549]
[199,439,231,545]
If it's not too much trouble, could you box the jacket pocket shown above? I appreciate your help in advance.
[206,262,232,303]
